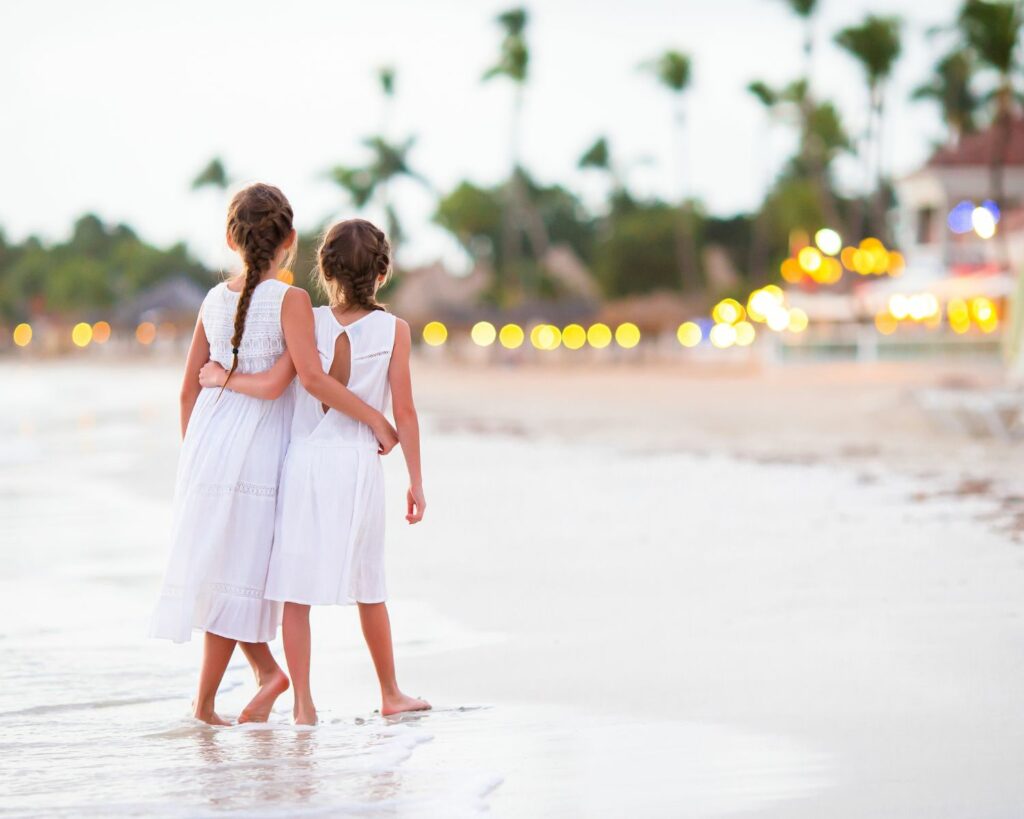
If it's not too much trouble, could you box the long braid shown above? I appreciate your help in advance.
[316,219,392,311]
[222,184,294,391]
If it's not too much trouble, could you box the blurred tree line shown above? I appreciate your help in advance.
[0,215,210,322]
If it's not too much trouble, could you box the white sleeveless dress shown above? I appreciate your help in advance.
[150,278,295,643]
[265,307,396,606]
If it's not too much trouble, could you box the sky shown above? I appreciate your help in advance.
[3,0,964,272]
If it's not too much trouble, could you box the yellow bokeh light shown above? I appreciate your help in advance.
[947,298,969,321]
[972,207,996,239]
[970,297,994,323]
[734,321,756,346]
[787,308,809,333]
[470,321,497,347]
[276,269,295,285]
[709,322,737,349]
[422,321,448,346]
[765,307,790,332]
[12,323,32,347]
[562,323,587,350]
[71,322,93,348]
[136,322,157,345]
[586,323,612,349]
[852,249,873,275]
[907,294,939,322]
[797,246,822,272]
[887,251,906,275]
[712,298,744,325]
[888,294,909,321]
[817,257,842,284]
[780,258,803,283]
[761,285,784,303]
[840,246,857,270]
[530,324,561,351]
[677,321,702,347]
[499,323,525,349]
[875,312,898,335]
[92,321,111,343]
[614,322,641,349]
[814,228,842,256]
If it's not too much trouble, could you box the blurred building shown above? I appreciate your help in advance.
[894,118,1024,282]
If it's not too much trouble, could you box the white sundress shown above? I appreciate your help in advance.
[265,307,397,606]
[150,278,295,643]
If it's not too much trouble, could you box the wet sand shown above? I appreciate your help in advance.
[2,357,1022,817]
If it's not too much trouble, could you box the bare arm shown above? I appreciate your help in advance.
[389,319,425,523]
[199,352,296,400]
[180,312,209,439]
[281,288,398,452]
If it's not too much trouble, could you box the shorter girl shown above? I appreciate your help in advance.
[201,219,429,725]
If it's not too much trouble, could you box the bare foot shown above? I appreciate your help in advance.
[238,669,290,723]
[381,692,431,716]
[192,702,232,726]
[293,702,318,726]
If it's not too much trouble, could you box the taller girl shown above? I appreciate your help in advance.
[151,184,397,725]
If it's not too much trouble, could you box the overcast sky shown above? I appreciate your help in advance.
[3,0,963,271]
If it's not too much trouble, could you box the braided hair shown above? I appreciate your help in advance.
[223,183,294,388]
[316,219,392,312]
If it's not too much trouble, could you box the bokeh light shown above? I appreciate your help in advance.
[797,246,822,273]
[874,312,898,335]
[530,324,561,350]
[13,323,32,347]
[422,321,448,346]
[676,321,702,347]
[765,306,790,332]
[712,299,744,325]
[562,323,586,350]
[92,321,111,343]
[971,206,996,239]
[780,258,802,283]
[814,228,842,256]
[135,322,157,345]
[709,322,737,349]
[470,320,496,346]
[947,200,975,234]
[499,323,525,349]
[71,322,93,347]
[614,322,640,349]
[734,321,756,346]
[787,308,809,333]
[276,269,295,285]
[587,323,612,349]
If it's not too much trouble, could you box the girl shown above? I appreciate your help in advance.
[151,186,398,726]
[199,218,429,725]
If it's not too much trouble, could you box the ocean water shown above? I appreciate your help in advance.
[10,359,969,817]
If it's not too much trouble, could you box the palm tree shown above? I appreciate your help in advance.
[328,135,430,249]
[377,65,396,137]
[482,7,548,296]
[643,50,699,291]
[777,0,820,77]
[912,48,979,146]
[958,0,1023,212]
[190,157,229,191]
[835,15,903,239]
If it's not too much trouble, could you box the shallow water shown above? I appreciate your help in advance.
[8,360,1022,817]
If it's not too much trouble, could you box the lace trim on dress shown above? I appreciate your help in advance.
[161,581,264,600]
[193,481,278,498]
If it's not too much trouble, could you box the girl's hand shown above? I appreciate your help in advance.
[374,417,399,455]
[406,485,426,524]
[199,361,228,388]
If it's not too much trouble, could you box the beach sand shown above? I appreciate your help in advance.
[1,356,1022,817]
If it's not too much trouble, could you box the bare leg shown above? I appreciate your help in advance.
[358,602,430,716]
[282,603,317,725]
[237,641,290,724]
[193,632,236,726]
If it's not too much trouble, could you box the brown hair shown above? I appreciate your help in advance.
[223,183,294,387]
[317,218,391,312]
